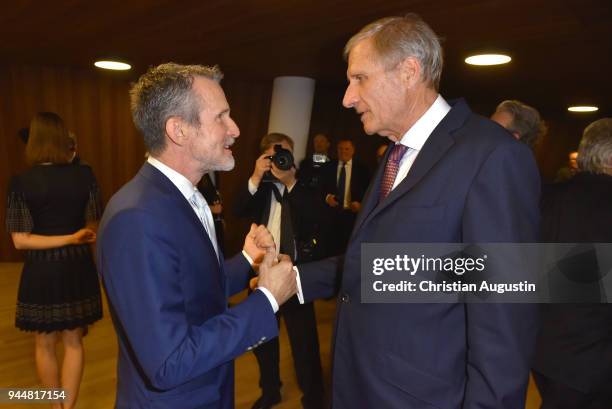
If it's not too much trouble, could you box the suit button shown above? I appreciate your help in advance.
[341,293,350,303]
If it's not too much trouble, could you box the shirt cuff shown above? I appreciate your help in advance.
[247,178,258,195]
[257,287,279,313]
[242,250,254,266]
[294,266,304,304]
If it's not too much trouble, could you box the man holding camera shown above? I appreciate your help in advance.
[233,133,325,409]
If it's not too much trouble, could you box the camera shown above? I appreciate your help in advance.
[267,144,294,170]
[312,153,329,168]
[262,144,295,183]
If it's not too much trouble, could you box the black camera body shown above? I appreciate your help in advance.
[267,144,294,170]
[262,144,295,183]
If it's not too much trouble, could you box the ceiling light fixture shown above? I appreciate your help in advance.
[465,54,511,66]
[94,60,131,71]
[567,106,599,113]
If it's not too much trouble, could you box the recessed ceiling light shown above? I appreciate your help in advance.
[94,60,131,71]
[567,106,599,113]
[465,54,511,66]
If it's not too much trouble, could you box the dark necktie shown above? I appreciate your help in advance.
[337,162,347,208]
[380,144,409,200]
[271,185,296,260]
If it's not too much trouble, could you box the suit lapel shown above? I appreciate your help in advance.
[139,163,220,264]
[353,99,471,234]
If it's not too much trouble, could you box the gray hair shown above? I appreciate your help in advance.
[130,63,223,155]
[344,13,443,90]
[578,118,612,174]
[495,100,547,149]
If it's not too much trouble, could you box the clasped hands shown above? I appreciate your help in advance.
[243,224,296,305]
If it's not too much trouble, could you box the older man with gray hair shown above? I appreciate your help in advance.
[492,99,547,149]
[296,13,540,409]
[534,117,612,409]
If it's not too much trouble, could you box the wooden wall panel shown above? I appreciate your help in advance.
[219,77,273,255]
[0,64,273,261]
[2,63,591,262]
[0,64,143,261]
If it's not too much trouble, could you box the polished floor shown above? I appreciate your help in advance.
[0,262,541,408]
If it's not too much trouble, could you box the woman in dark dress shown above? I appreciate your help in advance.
[6,112,103,409]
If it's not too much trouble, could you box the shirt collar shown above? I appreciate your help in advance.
[339,159,353,166]
[147,156,198,201]
[398,94,451,151]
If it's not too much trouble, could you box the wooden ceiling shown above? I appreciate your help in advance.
[2,0,611,117]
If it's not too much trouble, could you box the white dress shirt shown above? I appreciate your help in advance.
[248,178,296,257]
[392,94,451,190]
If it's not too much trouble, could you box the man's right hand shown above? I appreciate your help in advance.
[257,248,296,306]
[250,153,272,187]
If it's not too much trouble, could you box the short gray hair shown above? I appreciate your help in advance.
[130,63,223,155]
[344,13,443,90]
[578,118,612,174]
[495,100,547,149]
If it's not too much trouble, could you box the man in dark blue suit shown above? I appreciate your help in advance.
[297,14,540,409]
[97,63,297,409]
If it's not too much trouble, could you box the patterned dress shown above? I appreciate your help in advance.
[6,163,103,332]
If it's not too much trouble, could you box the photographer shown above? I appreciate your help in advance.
[297,133,331,190]
[233,133,325,409]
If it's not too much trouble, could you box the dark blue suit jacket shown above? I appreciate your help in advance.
[299,99,541,409]
[97,163,278,409]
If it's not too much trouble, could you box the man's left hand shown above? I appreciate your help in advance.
[350,201,361,212]
[243,223,276,264]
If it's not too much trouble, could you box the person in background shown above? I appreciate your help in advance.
[197,171,225,252]
[321,138,370,255]
[6,112,103,409]
[533,118,612,409]
[297,132,331,190]
[234,132,325,409]
[555,150,580,182]
[376,143,389,163]
[491,99,547,151]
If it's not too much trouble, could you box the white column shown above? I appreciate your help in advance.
[267,76,316,165]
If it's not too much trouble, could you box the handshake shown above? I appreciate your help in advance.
[243,224,297,306]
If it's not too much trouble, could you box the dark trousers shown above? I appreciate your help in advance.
[534,371,612,409]
[253,296,325,409]
[326,209,355,256]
